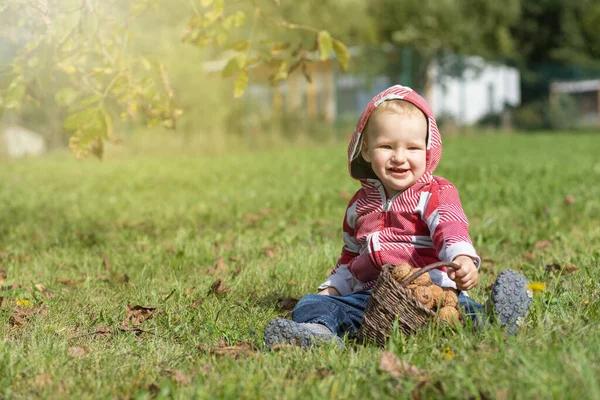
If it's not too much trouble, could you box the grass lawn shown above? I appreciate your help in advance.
[1,132,599,399]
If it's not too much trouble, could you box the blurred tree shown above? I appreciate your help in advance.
[510,0,600,104]
[0,0,351,158]
[368,0,522,90]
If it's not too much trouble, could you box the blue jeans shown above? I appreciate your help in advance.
[292,291,483,338]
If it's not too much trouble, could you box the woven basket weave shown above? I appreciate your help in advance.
[358,261,459,347]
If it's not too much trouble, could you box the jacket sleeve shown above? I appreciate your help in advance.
[423,184,481,268]
[318,192,361,295]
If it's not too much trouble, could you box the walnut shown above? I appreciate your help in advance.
[406,268,432,286]
[391,263,412,283]
[428,285,444,309]
[412,286,434,308]
[441,288,459,308]
[438,306,460,323]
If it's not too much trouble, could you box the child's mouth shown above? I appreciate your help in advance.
[389,167,409,176]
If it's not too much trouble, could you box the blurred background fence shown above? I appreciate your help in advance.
[1,0,599,158]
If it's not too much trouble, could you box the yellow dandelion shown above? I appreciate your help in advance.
[443,347,455,359]
[15,298,33,307]
[527,282,546,292]
[584,300,589,305]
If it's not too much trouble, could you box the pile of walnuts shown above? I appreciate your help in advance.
[391,263,461,324]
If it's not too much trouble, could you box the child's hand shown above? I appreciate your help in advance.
[448,255,478,291]
[317,286,341,296]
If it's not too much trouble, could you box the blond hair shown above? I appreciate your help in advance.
[355,100,426,159]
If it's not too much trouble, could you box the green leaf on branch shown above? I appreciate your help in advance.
[5,77,26,110]
[233,70,249,98]
[232,11,246,28]
[222,54,247,78]
[317,30,333,61]
[64,108,102,132]
[55,87,78,107]
[69,132,105,160]
[227,40,250,52]
[333,39,350,71]
[213,0,224,15]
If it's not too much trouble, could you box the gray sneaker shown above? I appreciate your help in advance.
[486,270,533,335]
[264,318,345,350]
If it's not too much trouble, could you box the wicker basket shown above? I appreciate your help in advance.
[358,261,459,347]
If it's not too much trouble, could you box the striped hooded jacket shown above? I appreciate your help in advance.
[318,85,480,296]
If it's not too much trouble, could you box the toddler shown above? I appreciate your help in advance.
[264,85,532,349]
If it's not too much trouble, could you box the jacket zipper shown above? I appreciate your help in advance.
[380,188,401,227]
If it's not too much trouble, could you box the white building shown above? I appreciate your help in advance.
[429,57,521,125]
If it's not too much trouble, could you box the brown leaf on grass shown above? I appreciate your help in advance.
[264,244,279,258]
[120,305,156,330]
[199,363,213,376]
[277,297,299,313]
[34,372,52,388]
[313,368,334,379]
[207,279,231,296]
[9,314,26,327]
[103,253,111,271]
[93,324,113,338]
[56,276,83,287]
[242,213,262,225]
[564,195,576,205]
[191,298,205,309]
[184,287,196,298]
[34,284,55,299]
[1,282,20,291]
[68,345,91,359]
[523,251,535,261]
[339,190,351,200]
[207,257,228,276]
[0,297,9,308]
[211,341,257,358]
[534,240,552,250]
[545,263,579,274]
[380,351,427,380]
[163,369,192,386]
[0,269,6,286]
[14,305,48,317]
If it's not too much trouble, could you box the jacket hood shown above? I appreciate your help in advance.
[348,85,442,185]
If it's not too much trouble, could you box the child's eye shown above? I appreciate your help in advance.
[379,145,392,149]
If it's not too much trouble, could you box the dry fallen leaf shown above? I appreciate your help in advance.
[379,351,426,380]
[191,298,204,309]
[68,345,91,359]
[93,324,113,338]
[210,341,257,358]
[277,297,299,313]
[103,253,111,271]
[534,240,552,250]
[264,244,279,258]
[242,213,262,225]
[564,195,575,205]
[163,369,192,386]
[339,190,351,200]
[34,284,55,299]
[120,304,156,330]
[207,279,231,296]
[207,257,228,276]
[0,269,6,286]
[545,263,579,274]
[9,314,26,327]
[34,372,52,388]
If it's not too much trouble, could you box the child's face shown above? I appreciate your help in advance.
[361,112,427,197]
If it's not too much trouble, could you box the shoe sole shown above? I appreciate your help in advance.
[264,318,344,350]
[489,270,533,335]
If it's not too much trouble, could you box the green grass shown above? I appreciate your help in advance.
[1,132,600,399]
